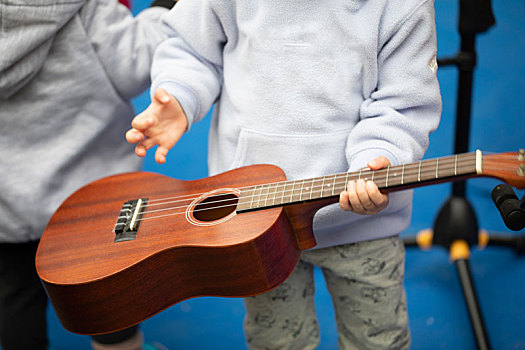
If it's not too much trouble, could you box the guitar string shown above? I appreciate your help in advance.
[138,161,522,224]
[139,158,522,219]
[134,159,486,221]
[138,159,522,220]
[140,156,480,210]
[139,159,478,213]
[143,153,523,208]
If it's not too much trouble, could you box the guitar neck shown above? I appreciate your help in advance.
[237,151,482,213]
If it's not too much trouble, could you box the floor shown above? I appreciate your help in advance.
[37,0,525,349]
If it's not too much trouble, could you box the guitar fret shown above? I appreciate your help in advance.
[402,164,416,185]
[299,179,305,201]
[279,181,288,204]
[331,174,341,193]
[277,182,284,205]
[258,185,264,207]
[288,180,295,203]
[269,183,276,206]
[269,182,278,206]
[359,169,374,181]
[279,182,285,203]
[272,182,280,206]
[420,159,433,182]
[340,173,349,192]
[385,166,390,187]
[287,181,294,203]
[321,176,326,197]
[257,185,265,207]
[393,166,404,187]
[312,177,323,200]
[250,187,257,208]
[250,185,257,209]
[263,184,271,206]
[435,158,439,179]
[271,183,278,206]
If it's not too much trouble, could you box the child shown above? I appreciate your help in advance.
[0,1,175,349]
[127,0,442,348]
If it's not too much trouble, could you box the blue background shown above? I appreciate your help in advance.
[43,0,525,349]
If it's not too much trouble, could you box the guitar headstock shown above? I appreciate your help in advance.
[482,149,525,189]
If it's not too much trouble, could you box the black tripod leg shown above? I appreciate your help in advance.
[450,240,491,350]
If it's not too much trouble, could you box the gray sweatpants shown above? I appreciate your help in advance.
[243,236,409,350]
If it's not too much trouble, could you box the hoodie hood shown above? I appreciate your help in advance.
[0,0,85,98]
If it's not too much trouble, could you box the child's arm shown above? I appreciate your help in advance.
[346,1,441,172]
[126,88,188,164]
[339,157,390,215]
[342,1,441,216]
[79,1,173,99]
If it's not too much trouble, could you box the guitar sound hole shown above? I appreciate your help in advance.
[193,193,238,222]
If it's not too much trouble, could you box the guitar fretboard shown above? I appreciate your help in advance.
[236,151,481,212]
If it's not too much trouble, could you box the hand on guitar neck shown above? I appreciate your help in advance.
[340,156,391,215]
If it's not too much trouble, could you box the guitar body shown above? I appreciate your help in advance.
[36,165,302,335]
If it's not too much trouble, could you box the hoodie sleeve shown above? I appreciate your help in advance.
[0,0,85,99]
[346,0,442,171]
[79,0,170,99]
[150,0,226,128]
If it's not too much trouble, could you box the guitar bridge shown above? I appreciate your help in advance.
[114,198,148,242]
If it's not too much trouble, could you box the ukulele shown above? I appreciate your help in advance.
[35,149,525,335]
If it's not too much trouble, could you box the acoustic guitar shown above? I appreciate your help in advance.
[35,150,524,335]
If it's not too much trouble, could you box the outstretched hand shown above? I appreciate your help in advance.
[126,88,188,164]
[339,156,390,215]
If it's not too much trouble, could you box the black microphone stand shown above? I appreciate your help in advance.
[404,1,496,349]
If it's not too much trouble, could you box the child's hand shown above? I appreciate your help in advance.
[126,88,188,164]
[339,156,390,215]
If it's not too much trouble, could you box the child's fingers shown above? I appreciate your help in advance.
[126,129,144,144]
[367,156,390,170]
[155,146,170,164]
[131,112,155,130]
[355,179,376,211]
[154,88,172,104]
[367,181,388,208]
[346,180,365,213]
[339,191,352,211]
[343,179,388,214]
[139,137,158,151]
[340,156,391,214]
[135,143,147,158]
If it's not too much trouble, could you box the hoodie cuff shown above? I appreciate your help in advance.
[348,148,399,172]
[152,81,200,131]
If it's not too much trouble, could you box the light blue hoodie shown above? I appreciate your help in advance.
[152,0,442,248]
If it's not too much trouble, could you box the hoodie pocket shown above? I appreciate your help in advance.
[229,128,351,180]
